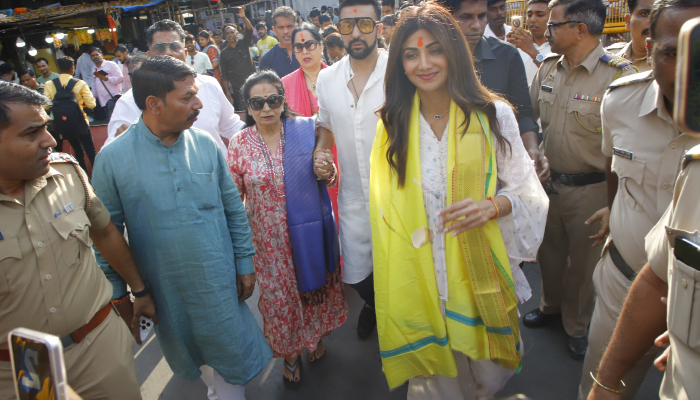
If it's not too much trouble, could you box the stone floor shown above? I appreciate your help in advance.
[135,263,664,400]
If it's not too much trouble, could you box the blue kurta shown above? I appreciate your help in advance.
[92,117,272,385]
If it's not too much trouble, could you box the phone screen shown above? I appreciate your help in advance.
[10,335,56,400]
[687,24,700,132]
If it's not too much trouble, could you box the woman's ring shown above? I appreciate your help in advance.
[323,161,329,166]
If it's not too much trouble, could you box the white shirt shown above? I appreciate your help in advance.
[519,41,552,85]
[104,74,245,155]
[75,53,96,88]
[317,51,388,284]
[418,101,548,304]
[187,51,213,74]
[484,23,512,40]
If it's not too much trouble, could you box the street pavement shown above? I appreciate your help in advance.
[134,263,663,399]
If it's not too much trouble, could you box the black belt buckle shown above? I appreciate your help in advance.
[557,174,574,186]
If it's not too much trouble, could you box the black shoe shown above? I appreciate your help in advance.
[522,308,559,328]
[357,304,376,339]
[566,335,588,360]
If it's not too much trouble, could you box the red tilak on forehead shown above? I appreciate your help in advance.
[353,8,357,12]
[417,37,424,47]
[263,86,267,92]
[301,33,305,42]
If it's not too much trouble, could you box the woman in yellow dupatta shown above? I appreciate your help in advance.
[369,4,549,398]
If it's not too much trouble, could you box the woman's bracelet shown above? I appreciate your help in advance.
[313,149,328,157]
[487,197,501,220]
[590,372,626,394]
[326,163,338,186]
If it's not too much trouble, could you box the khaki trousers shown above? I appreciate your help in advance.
[538,181,607,337]
[0,310,141,400]
[577,253,660,400]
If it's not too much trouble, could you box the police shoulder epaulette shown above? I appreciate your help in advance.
[604,42,626,51]
[600,53,634,71]
[608,70,654,91]
[685,144,700,163]
[48,152,79,165]
[542,52,560,63]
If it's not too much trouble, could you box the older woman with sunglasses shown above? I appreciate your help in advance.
[281,23,341,230]
[227,70,348,388]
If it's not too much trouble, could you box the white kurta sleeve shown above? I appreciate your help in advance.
[493,100,549,302]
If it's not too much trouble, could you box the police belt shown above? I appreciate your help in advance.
[608,241,637,281]
[0,302,114,362]
[551,171,606,186]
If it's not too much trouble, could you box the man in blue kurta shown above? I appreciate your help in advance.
[92,55,272,399]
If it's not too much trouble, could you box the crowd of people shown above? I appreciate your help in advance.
[1,0,699,399]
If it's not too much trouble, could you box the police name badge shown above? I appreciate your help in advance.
[613,147,634,160]
[541,85,553,93]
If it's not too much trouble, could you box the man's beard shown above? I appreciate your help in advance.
[347,37,377,60]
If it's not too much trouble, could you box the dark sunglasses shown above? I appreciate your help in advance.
[150,42,184,54]
[546,20,582,35]
[338,17,378,35]
[293,40,319,53]
[248,95,284,111]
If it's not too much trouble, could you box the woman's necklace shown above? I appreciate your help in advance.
[303,70,319,94]
[253,125,286,202]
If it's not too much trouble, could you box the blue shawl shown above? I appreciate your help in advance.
[283,117,340,295]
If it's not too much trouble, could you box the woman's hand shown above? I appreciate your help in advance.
[440,198,497,236]
[313,149,334,181]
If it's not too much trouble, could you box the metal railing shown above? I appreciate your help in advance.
[505,0,629,34]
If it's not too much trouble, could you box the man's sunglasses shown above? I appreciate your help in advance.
[293,40,319,53]
[150,42,184,54]
[338,17,379,35]
[248,95,284,111]
[546,20,582,36]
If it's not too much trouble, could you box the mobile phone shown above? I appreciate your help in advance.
[674,17,700,136]
[8,328,69,400]
[139,316,154,342]
[511,16,524,30]
[675,237,700,271]
[94,70,108,76]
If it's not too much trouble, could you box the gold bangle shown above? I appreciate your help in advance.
[590,372,626,394]
[313,149,327,156]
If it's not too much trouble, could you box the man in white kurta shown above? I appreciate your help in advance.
[316,1,388,339]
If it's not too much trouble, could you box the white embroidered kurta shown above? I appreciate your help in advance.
[316,51,388,284]
[419,101,548,304]
[104,74,245,155]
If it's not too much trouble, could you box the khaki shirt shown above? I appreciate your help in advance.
[531,42,637,174]
[603,72,700,272]
[0,157,112,351]
[605,41,651,73]
[645,146,700,400]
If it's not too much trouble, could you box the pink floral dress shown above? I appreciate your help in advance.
[227,126,348,358]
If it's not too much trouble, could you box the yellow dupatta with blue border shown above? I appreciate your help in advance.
[369,92,521,389]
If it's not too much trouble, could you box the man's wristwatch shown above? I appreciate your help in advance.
[132,282,152,298]
[535,53,545,63]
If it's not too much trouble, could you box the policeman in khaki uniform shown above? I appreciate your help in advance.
[0,82,155,400]
[578,66,700,398]
[524,0,637,359]
[584,2,700,398]
[588,146,700,399]
[604,0,653,73]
